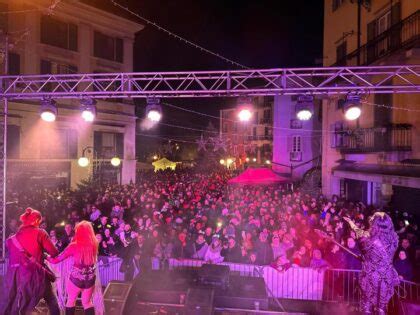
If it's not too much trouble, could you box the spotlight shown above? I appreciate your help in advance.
[237,97,253,122]
[146,98,162,122]
[296,95,313,121]
[238,109,252,122]
[343,95,361,121]
[40,98,57,122]
[220,159,225,165]
[111,157,121,167]
[78,157,89,167]
[81,98,97,122]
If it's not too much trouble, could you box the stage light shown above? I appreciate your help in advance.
[238,109,252,122]
[146,98,162,122]
[343,95,361,121]
[81,98,97,122]
[220,159,225,165]
[296,95,313,121]
[78,157,89,167]
[40,98,57,122]
[111,157,121,167]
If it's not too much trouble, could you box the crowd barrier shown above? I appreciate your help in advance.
[1,257,419,305]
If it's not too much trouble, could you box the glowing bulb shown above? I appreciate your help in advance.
[227,158,233,165]
[265,160,271,164]
[153,155,158,160]
[111,157,121,167]
[78,157,89,167]
[220,159,225,165]
[253,158,257,162]
[41,111,56,122]
[82,110,95,122]
[147,110,162,122]
[296,109,312,121]
[344,106,362,120]
[238,109,252,122]
[245,157,250,162]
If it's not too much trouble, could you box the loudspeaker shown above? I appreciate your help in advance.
[185,288,214,315]
[103,280,133,315]
[399,300,420,315]
[198,264,230,288]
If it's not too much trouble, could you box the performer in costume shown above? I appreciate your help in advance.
[1,207,60,315]
[48,220,100,315]
[344,212,400,315]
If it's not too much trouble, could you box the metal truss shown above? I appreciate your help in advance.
[1,65,420,99]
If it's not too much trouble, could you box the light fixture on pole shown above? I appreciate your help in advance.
[78,156,89,167]
[296,95,313,121]
[111,157,121,167]
[237,97,253,122]
[343,95,362,120]
[40,98,58,122]
[81,98,97,122]
[146,98,162,122]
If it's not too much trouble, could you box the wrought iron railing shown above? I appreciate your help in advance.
[334,124,412,153]
[344,10,420,66]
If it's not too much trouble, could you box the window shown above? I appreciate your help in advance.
[40,15,77,51]
[263,109,271,121]
[336,41,347,65]
[40,59,78,74]
[332,0,344,12]
[94,31,123,63]
[292,135,302,152]
[94,131,124,159]
[222,123,228,133]
[40,129,77,159]
[290,119,302,129]
[7,125,20,158]
[8,52,20,75]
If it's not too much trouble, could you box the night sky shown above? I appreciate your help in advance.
[84,0,324,159]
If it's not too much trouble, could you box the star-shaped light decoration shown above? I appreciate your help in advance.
[196,134,207,152]
[213,136,227,152]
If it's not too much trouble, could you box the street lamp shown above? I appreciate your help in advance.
[111,157,121,167]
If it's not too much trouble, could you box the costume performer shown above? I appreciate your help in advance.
[1,208,60,315]
[344,212,400,315]
[48,220,103,315]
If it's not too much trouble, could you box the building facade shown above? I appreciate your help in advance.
[272,96,322,181]
[1,0,143,188]
[322,0,420,210]
[219,97,273,167]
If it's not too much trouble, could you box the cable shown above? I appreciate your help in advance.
[361,100,420,113]
[109,0,249,70]
[0,0,62,15]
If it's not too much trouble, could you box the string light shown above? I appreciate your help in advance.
[109,0,249,69]
[361,100,420,113]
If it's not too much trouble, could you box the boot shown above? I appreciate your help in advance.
[84,307,95,315]
[65,307,76,315]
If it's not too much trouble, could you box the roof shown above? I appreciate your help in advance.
[228,167,293,185]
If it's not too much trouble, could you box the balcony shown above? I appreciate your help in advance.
[290,151,302,162]
[247,135,273,141]
[339,10,419,66]
[334,124,412,153]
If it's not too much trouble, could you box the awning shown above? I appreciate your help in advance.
[332,163,420,189]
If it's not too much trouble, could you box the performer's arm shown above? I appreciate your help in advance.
[48,243,75,264]
[343,217,368,239]
[39,229,59,258]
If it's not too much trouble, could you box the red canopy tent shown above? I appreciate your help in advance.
[228,167,292,185]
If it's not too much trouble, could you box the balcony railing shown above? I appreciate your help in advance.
[340,10,419,66]
[259,118,272,124]
[247,135,273,141]
[334,124,412,153]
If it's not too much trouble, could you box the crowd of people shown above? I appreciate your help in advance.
[5,169,418,282]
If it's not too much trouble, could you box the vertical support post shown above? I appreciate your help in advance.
[1,34,8,259]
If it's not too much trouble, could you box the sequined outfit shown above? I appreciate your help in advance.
[348,212,400,314]
[69,264,96,289]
